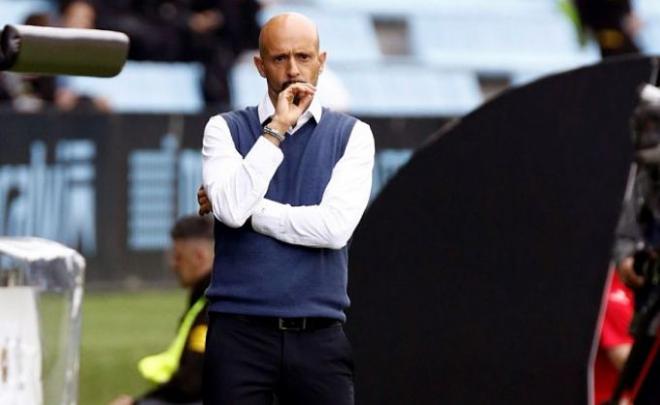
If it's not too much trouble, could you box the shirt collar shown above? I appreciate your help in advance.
[257,93,323,130]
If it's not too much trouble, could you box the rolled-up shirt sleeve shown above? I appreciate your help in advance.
[250,121,375,249]
[202,115,283,228]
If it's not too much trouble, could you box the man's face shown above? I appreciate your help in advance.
[169,239,200,288]
[255,22,326,100]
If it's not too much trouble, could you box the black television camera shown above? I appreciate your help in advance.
[629,84,660,325]
[606,84,660,405]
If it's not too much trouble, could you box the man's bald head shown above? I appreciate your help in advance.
[254,12,326,104]
[258,13,320,57]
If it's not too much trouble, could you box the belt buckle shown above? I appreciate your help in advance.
[278,318,306,331]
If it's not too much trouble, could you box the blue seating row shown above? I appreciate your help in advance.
[2,0,659,115]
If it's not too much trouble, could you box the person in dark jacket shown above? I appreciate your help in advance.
[573,0,641,57]
[109,216,214,405]
[92,0,261,107]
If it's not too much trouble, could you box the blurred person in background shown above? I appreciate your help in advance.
[0,75,12,107]
[109,216,213,405]
[594,270,635,405]
[0,12,61,112]
[573,0,641,57]
[94,0,261,109]
[92,0,183,61]
[60,0,96,29]
[57,0,112,112]
[607,85,660,404]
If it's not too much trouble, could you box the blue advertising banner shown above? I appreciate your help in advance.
[0,112,441,285]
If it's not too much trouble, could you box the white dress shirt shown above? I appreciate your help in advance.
[202,94,375,249]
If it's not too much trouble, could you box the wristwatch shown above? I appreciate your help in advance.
[262,125,286,142]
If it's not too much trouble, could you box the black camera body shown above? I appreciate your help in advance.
[631,248,660,335]
[607,83,660,405]
[632,84,660,162]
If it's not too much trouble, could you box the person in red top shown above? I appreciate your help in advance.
[594,270,635,405]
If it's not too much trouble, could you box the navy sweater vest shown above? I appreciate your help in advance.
[207,106,357,321]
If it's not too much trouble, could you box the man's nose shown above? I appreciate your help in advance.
[286,58,300,77]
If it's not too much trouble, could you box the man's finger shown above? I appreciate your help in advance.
[286,83,316,98]
[288,82,316,91]
[294,87,316,99]
[295,92,314,112]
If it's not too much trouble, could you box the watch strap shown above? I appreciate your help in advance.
[262,125,286,142]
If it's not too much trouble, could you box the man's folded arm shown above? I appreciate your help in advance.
[251,121,375,249]
[202,116,283,228]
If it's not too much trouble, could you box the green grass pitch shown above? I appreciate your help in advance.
[79,289,186,404]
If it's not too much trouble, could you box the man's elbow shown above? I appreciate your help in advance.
[324,229,352,249]
[205,186,251,228]
[320,210,359,249]
[214,210,250,229]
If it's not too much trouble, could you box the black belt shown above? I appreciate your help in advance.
[229,314,340,331]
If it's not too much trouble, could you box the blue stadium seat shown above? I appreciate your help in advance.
[637,3,660,54]
[638,26,660,54]
[63,61,204,113]
[638,0,660,16]
[258,5,382,64]
[409,6,599,77]
[302,0,559,18]
[230,58,265,109]
[334,64,482,117]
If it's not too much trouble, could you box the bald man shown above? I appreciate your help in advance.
[200,12,374,405]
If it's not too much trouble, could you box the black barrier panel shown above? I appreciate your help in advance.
[346,56,653,404]
[0,111,441,285]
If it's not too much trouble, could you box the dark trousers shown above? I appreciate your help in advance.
[203,313,354,405]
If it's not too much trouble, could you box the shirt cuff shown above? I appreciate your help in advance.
[251,199,287,236]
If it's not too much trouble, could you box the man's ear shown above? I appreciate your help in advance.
[192,245,204,265]
[254,55,266,78]
[319,51,327,73]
